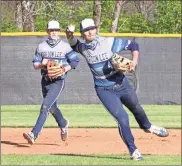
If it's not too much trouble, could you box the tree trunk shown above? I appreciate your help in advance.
[93,0,102,33]
[21,1,36,32]
[111,0,126,33]
[134,1,155,21]
[15,1,23,31]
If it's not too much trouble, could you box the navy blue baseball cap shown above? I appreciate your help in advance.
[80,18,97,32]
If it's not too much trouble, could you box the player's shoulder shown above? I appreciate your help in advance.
[98,36,114,42]
[98,36,106,40]
[97,36,114,46]
[60,40,71,46]
[58,40,73,50]
[37,40,47,48]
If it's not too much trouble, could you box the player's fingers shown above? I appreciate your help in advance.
[47,65,61,69]
[129,66,135,72]
[66,24,75,40]
[42,59,49,65]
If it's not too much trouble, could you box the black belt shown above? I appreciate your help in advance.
[43,76,62,82]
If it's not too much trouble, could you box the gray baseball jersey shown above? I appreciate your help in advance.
[33,37,79,78]
[70,35,138,86]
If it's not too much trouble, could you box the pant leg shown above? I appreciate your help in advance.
[31,78,65,137]
[95,87,137,154]
[50,101,67,128]
[120,76,151,130]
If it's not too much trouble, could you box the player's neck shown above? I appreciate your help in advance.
[46,37,61,47]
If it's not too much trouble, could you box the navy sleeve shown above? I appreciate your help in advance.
[71,40,83,55]
[65,50,79,69]
[32,46,42,63]
[111,38,139,53]
[126,41,139,51]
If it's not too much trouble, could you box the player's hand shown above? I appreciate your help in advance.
[129,60,137,72]
[47,60,65,79]
[65,24,75,40]
[42,58,49,66]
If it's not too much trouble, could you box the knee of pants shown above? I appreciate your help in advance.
[128,103,142,113]
[113,111,129,125]
[40,105,50,115]
[111,108,129,124]
[118,117,129,126]
[50,104,60,115]
[49,104,58,114]
[50,108,54,114]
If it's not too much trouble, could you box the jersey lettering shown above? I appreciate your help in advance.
[41,51,63,58]
[86,52,110,64]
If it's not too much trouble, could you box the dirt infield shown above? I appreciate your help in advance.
[1,128,181,155]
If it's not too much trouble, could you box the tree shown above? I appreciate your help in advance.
[15,1,36,32]
[134,0,155,22]
[153,0,181,33]
[93,0,102,32]
[15,1,23,31]
[21,1,36,32]
[1,1,20,32]
[111,0,126,32]
[1,0,181,33]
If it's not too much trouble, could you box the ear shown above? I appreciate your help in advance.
[80,32,84,40]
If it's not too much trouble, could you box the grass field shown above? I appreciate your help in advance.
[2,154,181,165]
[1,105,181,128]
[1,104,181,165]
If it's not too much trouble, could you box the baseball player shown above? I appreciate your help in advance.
[23,20,79,145]
[65,18,168,160]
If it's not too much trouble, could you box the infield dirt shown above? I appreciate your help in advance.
[1,128,181,155]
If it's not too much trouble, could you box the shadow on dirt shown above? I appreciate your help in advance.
[51,153,129,160]
[1,140,61,147]
[1,141,30,148]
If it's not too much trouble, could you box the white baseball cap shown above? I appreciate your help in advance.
[47,20,60,29]
[80,18,97,32]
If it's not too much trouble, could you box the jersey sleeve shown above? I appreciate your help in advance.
[111,38,139,53]
[65,45,79,69]
[32,45,42,64]
[68,37,84,54]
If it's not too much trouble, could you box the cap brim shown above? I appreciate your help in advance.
[47,28,60,30]
[81,26,97,32]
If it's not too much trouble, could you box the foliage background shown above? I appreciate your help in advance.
[1,0,181,33]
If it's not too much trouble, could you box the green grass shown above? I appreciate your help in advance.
[1,154,181,165]
[1,104,181,128]
[1,104,181,165]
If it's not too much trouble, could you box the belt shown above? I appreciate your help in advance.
[96,82,122,90]
[43,76,62,82]
[94,71,118,79]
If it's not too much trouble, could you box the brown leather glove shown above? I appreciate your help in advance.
[47,60,65,79]
[111,53,132,72]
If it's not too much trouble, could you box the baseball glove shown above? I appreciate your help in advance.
[47,60,65,79]
[111,53,132,72]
